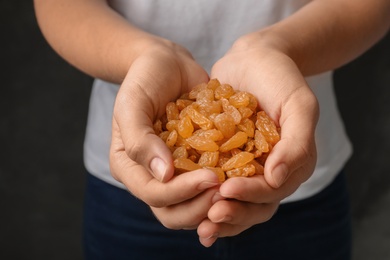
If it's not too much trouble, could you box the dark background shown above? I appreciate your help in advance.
[1,1,389,259]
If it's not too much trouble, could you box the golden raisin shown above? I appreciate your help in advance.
[174,158,202,172]
[186,135,219,152]
[250,160,264,175]
[229,91,251,108]
[166,119,179,132]
[198,151,219,167]
[189,83,208,100]
[186,105,214,130]
[237,118,255,138]
[153,119,163,135]
[219,131,248,153]
[226,164,256,178]
[254,130,269,153]
[159,131,170,142]
[238,106,254,119]
[193,129,224,142]
[207,78,221,91]
[176,99,193,111]
[196,88,214,103]
[221,98,242,125]
[255,111,280,145]
[172,146,188,160]
[222,152,255,171]
[213,112,236,139]
[166,130,178,147]
[166,102,180,121]
[177,116,194,138]
[155,79,279,181]
[198,100,222,117]
[215,84,235,100]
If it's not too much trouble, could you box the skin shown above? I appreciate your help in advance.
[34,0,390,248]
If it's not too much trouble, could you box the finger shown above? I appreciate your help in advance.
[110,136,219,207]
[114,58,184,182]
[111,110,175,182]
[264,85,319,188]
[207,199,279,226]
[218,175,286,203]
[212,49,319,188]
[198,219,219,248]
[114,56,208,182]
[150,187,220,230]
[197,219,252,247]
[199,235,218,248]
[182,56,210,92]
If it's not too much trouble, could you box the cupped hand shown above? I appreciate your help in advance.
[109,39,220,229]
[198,33,319,247]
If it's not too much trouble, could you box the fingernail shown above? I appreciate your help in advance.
[198,181,218,190]
[150,157,167,182]
[211,192,224,204]
[215,215,232,223]
[205,232,219,239]
[272,163,288,188]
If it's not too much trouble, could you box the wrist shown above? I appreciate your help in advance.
[233,28,292,57]
[234,28,307,73]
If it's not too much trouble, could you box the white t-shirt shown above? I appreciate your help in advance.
[83,0,352,203]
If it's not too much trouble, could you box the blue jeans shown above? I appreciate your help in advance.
[83,172,352,260]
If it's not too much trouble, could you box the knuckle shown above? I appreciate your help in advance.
[160,220,182,230]
[125,140,143,162]
[152,211,182,230]
[144,191,170,208]
[148,199,169,208]
[263,203,279,222]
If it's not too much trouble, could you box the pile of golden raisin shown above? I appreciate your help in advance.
[153,79,280,182]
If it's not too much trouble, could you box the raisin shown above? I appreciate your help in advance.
[219,131,248,153]
[172,146,188,159]
[222,152,255,171]
[229,91,251,108]
[226,164,256,178]
[213,112,236,139]
[255,111,280,145]
[198,151,219,167]
[166,102,180,121]
[186,105,214,130]
[215,84,235,100]
[177,116,194,138]
[166,130,178,147]
[174,158,202,172]
[186,135,219,152]
[155,79,279,181]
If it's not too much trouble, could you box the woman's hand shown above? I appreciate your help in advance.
[109,40,222,229]
[198,33,319,247]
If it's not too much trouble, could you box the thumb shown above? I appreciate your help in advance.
[111,107,175,183]
[110,70,177,182]
[264,136,317,189]
[263,90,319,189]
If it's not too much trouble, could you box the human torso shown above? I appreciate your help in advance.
[84,0,352,203]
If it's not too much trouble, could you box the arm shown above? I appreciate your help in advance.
[34,0,216,230]
[34,0,150,83]
[199,0,390,247]
[247,0,390,76]
[213,0,390,188]
[33,0,200,85]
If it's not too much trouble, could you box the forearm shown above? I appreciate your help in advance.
[252,0,390,76]
[34,0,160,83]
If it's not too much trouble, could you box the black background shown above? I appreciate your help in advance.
[1,1,389,259]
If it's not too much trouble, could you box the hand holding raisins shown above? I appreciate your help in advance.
[197,33,319,247]
[109,42,221,229]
